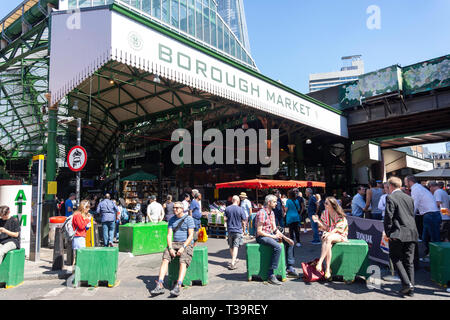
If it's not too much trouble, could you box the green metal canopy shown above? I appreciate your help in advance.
[120,170,157,182]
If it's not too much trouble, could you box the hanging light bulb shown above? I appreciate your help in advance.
[306,139,312,145]
[153,74,161,84]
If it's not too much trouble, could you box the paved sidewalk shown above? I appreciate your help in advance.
[24,248,71,281]
[3,230,449,300]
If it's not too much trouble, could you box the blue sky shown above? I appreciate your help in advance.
[1,0,449,152]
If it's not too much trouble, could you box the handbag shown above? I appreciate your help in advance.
[301,259,325,283]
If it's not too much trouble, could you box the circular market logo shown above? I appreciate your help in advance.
[128,31,143,51]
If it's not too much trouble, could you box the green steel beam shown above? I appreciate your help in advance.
[0,85,33,142]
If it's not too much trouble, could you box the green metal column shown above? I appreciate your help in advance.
[43,96,58,247]
[345,141,353,192]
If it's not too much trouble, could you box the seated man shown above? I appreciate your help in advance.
[0,206,20,264]
[256,195,295,285]
[151,202,194,297]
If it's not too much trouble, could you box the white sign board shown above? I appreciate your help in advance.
[406,156,434,172]
[49,8,348,138]
[0,185,32,258]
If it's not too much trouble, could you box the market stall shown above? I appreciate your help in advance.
[215,179,326,203]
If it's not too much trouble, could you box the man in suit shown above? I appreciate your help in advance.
[384,177,419,297]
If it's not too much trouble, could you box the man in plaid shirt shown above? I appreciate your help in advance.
[256,194,287,285]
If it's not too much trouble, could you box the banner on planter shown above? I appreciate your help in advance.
[346,215,390,265]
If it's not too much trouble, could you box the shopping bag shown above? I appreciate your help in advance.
[198,227,208,243]
[301,259,325,283]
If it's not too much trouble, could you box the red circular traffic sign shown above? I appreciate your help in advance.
[67,146,87,172]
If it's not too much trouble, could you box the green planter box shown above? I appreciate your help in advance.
[75,247,118,287]
[430,242,450,287]
[330,239,370,282]
[119,222,168,256]
[0,248,25,289]
[246,243,286,282]
[168,246,208,287]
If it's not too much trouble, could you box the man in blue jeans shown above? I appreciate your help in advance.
[97,194,119,247]
[306,188,321,244]
[256,195,296,285]
[405,176,441,262]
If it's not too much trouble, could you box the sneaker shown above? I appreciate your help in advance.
[295,243,302,248]
[228,263,237,270]
[311,240,321,245]
[170,285,181,297]
[420,257,430,263]
[150,283,165,296]
[287,268,299,278]
[267,275,282,285]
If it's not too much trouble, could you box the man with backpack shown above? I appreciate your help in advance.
[96,194,119,247]
[151,202,195,298]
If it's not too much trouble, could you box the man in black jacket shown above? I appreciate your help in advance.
[384,177,419,297]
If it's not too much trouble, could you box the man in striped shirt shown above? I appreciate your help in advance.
[256,194,285,285]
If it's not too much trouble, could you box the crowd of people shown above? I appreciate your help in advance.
[346,178,450,245]
[43,176,449,298]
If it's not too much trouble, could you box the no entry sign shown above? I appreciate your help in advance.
[67,146,87,172]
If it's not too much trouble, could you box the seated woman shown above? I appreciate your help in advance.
[312,197,348,280]
[0,206,20,264]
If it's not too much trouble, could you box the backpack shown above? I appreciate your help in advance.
[62,214,77,241]
[120,207,129,224]
[250,209,268,237]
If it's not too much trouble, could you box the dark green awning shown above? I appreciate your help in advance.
[120,170,157,182]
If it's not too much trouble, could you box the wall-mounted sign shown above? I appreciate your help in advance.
[0,185,32,258]
[119,150,146,161]
[67,146,87,172]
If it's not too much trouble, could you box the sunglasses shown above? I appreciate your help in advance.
[174,206,183,209]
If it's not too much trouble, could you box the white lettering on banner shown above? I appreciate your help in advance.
[356,231,373,244]
[108,11,348,138]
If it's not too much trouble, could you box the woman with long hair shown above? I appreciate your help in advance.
[71,200,92,267]
[312,197,348,280]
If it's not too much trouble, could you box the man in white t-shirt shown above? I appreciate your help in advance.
[405,175,441,260]
[147,195,165,223]
[429,182,450,242]
[182,194,191,214]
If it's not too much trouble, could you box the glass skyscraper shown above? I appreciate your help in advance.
[67,0,256,70]
[217,0,251,53]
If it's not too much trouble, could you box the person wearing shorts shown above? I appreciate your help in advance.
[151,202,194,298]
[225,196,247,270]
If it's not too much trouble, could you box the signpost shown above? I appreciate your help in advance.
[30,155,45,261]
[67,124,87,207]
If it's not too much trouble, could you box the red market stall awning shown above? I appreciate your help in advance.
[215,179,326,190]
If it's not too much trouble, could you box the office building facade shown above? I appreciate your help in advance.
[309,55,364,92]
[217,0,251,53]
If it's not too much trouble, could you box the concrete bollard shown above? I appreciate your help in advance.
[93,223,100,247]
[66,238,74,266]
[52,227,64,270]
